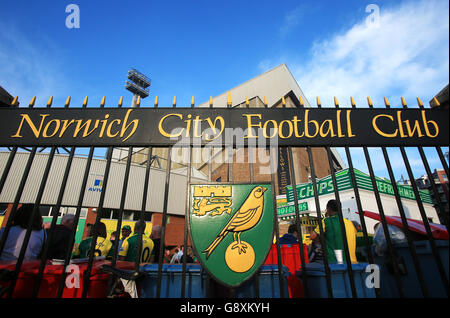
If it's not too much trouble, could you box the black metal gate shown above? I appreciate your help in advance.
[0,94,448,299]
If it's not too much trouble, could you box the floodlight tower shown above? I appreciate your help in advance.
[125,68,151,107]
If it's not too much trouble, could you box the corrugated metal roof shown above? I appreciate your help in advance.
[0,151,207,216]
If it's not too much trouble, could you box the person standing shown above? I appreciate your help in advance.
[119,220,154,263]
[72,222,111,258]
[309,200,357,264]
[46,213,75,260]
[118,225,132,252]
[149,225,161,263]
[0,204,46,261]
[279,224,299,244]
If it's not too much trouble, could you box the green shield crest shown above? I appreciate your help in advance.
[188,183,274,287]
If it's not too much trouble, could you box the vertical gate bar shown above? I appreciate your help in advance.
[266,98,284,298]
[181,145,192,298]
[281,99,308,297]
[34,97,75,297]
[417,147,449,231]
[81,145,114,298]
[206,96,213,296]
[344,146,380,298]
[181,97,195,298]
[209,96,213,182]
[336,98,376,275]
[6,143,56,298]
[362,146,406,297]
[156,147,173,298]
[381,97,431,297]
[325,146,357,298]
[298,97,333,297]
[435,147,449,179]
[416,99,449,231]
[0,147,17,194]
[113,148,133,266]
[399,146,449,295]
[396,100,449,295]
[269,145,285,298]
[81,95,115,298]
[0,97,38,259]
[306,146,333,298]
[360,98,405,297]
[105,144,134,300]
[135,146,153,272]
[109,145,134,269]
[0,147,37,264]
[246,96,260,298]
[33,146,76,297]
[381,145,429,297]
[286,146,309,298]
[0,97,20,194]
[133,99,151,275]
[317,98,356,297]
[56,97,108,297]
[56,146,95,298]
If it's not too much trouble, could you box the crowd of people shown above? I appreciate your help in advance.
[1,199,370,267]
[279,199,367,264]
[0,204,196,265]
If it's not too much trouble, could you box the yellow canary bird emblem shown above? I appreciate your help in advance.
[202,186,267,259]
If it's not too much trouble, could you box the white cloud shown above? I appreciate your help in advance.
[279,5,305,37]
[285,0,449,107]
[0,23,68,106]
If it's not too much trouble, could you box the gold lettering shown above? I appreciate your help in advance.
[319,119,336,137]
[263,120,278,138]
[304,110,319,138]
[421,110,439,138]
[292,116,304,137]
[346,110,355,137]
[99,114,110,137]
[396,111,407,137]
[73,119,98,138]
[43,119,61,138]
[243,114,262,138]
[185,114,193,137]
[120,110,138,141]
[11,114,50,138]
[403,119,424,137]
[279,120,293,139]
[336,110,345,137]
[106,119,121,137]
[372,114,397,137]
[158,113,183,138]
[59,119,75,137]
[204,116,224,141]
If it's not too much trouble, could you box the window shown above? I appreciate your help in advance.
[40,205,53,217]
[0,203,8,216]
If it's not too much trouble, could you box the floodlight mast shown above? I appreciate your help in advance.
[125,68,151,107]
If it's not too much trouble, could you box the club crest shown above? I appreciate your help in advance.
[188,184,274,287]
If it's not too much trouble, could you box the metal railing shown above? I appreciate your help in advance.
[0,94,448,299]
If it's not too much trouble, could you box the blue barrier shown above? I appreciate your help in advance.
[296,262,376,298]
[373,240,449,298]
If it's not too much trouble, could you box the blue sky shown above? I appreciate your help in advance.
[0,0,448,181]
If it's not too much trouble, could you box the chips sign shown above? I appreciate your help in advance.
[286,168,433,204]
[188,183,274,287]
